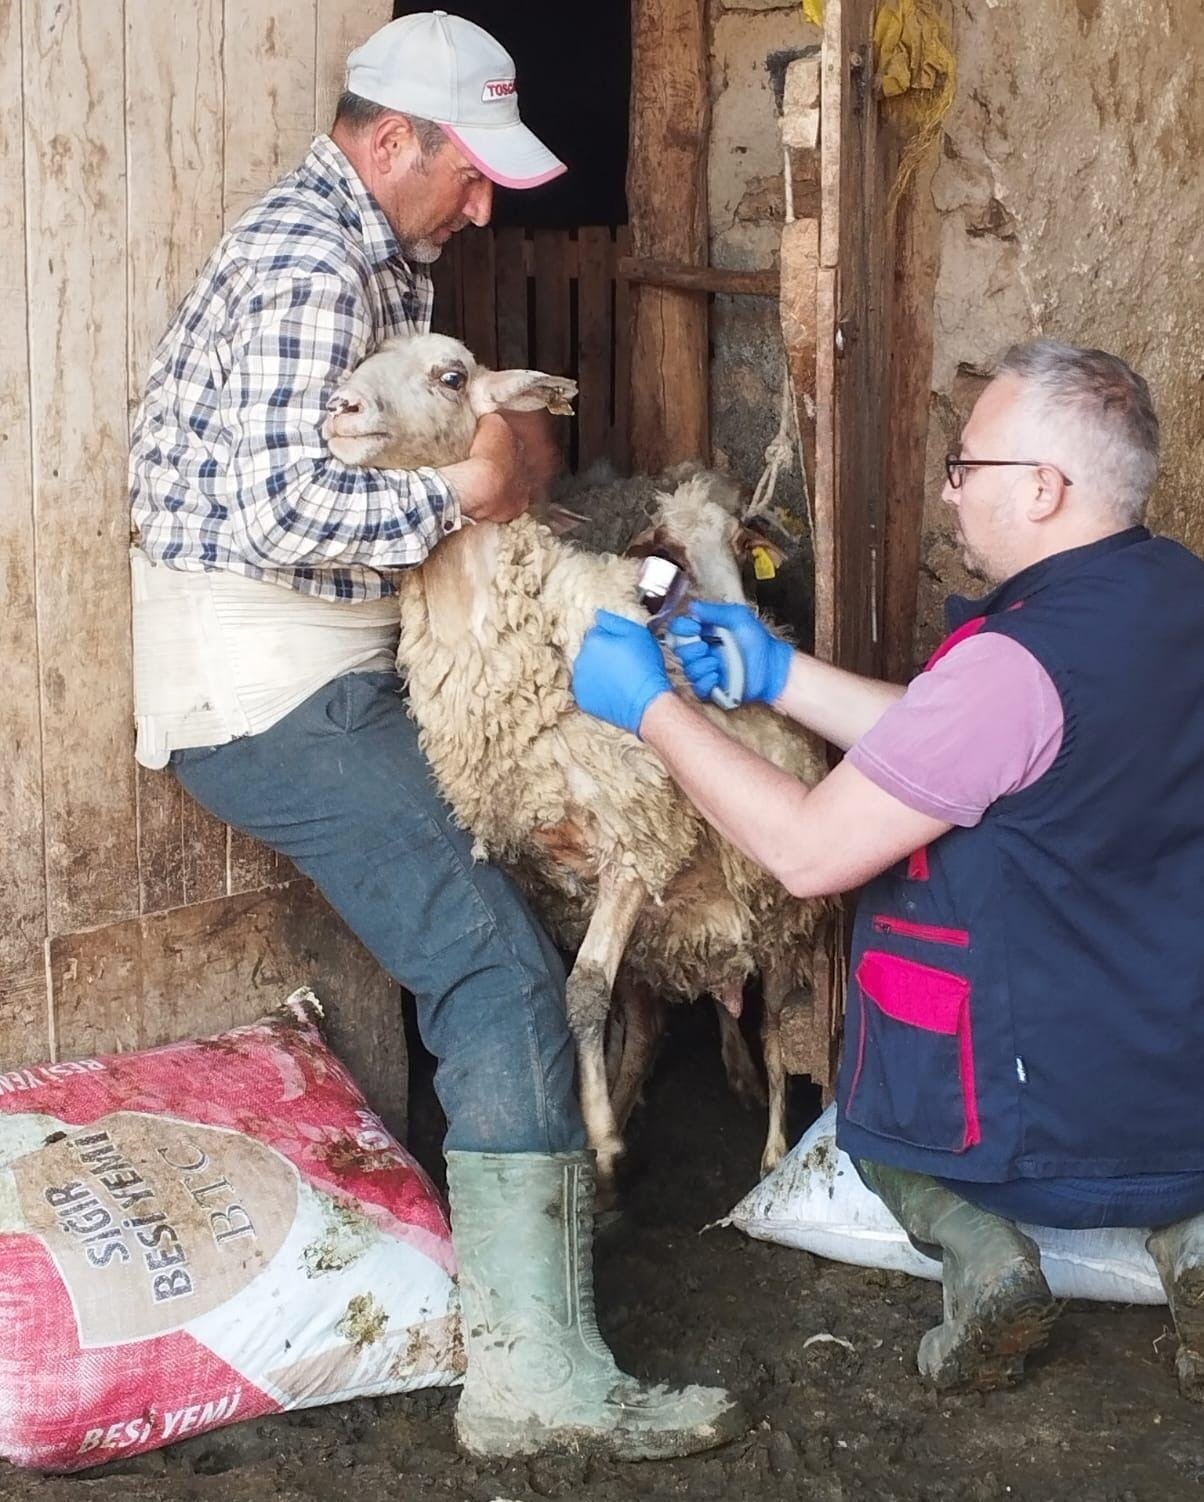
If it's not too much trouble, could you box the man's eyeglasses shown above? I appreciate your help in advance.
[945,456,1073,490]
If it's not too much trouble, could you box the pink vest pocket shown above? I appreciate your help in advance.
[846,949,981,1153]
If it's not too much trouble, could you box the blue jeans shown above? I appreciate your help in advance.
[172,670,585,1156]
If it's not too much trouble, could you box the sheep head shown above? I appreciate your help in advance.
[624,470,796,606]
[323,332,578,471]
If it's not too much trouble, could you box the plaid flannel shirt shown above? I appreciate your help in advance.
[129,134,459,601]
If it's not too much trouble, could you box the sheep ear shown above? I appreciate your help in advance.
[734,522,787,576]
[472,370,578,417]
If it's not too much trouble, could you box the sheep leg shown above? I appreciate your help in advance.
[714,989,767,1111]
[565,873,647,1188]
[760,966,793,1176]
[608,977,666,1133]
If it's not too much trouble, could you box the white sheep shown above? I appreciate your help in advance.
[324,333,830,1182]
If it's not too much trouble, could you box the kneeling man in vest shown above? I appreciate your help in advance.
[570,339,1204,1398]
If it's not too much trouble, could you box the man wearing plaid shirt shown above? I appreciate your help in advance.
[128,10,741,1466]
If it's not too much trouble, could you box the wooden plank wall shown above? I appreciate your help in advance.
[0,1,407,1135]
[433,226,633,474]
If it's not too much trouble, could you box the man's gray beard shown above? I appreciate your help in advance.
[961,544,989,581]
[402,238,444,265]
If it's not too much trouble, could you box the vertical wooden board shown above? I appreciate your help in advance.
[228,830,290,896]
[315,0,388,135]
[882,169,938,685]
[533,231,571,376]
[184,798,231,906]
[576,227,612,469]
[611,225,632,472]
[136,767,185,917]
[818,0,848,273]
[430,231,464,340]
[627,0,708,470]
[816,0,894,680]
[813,263,838,668]
[24,0,138,937]
[223,1,318,226]
[0,0,47,989]
[459,227,498,370]
[0,971,51,1073]
[494,228,529,370]
[49,881,409,1143]
[840,2,894,680]
[534,231,572,465]
[126,0,227,916]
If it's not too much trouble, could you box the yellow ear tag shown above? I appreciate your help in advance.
[752,545,777,581]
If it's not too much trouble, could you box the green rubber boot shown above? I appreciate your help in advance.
[446,1150,747,1460]
[860,1159,1058,1391]
[1146,1213,1204,1401]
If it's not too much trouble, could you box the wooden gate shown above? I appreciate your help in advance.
[432,226,633,474]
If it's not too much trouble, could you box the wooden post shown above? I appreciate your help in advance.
[814,0,898,679]
[882,166,940,685]
[627,0,710,471]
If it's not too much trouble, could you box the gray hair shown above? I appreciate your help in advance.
[332,92,447,158]
[996,339,1159,524]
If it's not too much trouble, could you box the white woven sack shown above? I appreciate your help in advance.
[727,1104,1165,1304]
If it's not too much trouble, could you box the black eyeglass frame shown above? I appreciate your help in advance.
[945,456,1073,490]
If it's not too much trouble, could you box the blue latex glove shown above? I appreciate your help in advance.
[572,609,673,737]
[668,601,793,708]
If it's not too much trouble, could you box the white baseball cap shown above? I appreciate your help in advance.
[345,11,566,189]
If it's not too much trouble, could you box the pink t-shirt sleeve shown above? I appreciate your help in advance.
[845,632,1064,827]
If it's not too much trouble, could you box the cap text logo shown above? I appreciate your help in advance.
[482,77,517,101]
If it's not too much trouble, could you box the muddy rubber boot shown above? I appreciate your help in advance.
[446,1150,747,1460]
[860,1159,1058,1392]
[1146,1213,1204,1401]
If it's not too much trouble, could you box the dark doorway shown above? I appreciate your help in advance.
[391,2,630,229]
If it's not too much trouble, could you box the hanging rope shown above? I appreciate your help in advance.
[746,369,802,526]
[746,123,814,549]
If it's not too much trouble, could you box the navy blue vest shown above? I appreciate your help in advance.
[836,528,1204,1181]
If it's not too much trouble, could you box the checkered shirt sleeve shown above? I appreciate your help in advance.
[220,267,458,582]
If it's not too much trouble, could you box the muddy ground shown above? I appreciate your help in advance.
[7,1005,1203,1502]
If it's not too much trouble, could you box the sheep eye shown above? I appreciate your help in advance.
[439,369,466,391]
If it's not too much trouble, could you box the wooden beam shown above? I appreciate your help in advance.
[882,166,940,685]
[26,0,140,936]
[627,0,710,470]
[617,256,779,298]
[814,0,896,678]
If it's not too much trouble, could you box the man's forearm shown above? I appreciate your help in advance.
[773,652,905,750]
[638,693,817,894]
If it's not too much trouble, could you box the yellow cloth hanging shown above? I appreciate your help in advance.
[802,0,824,26]
[873,0,954,98]
[873,0,957,208]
